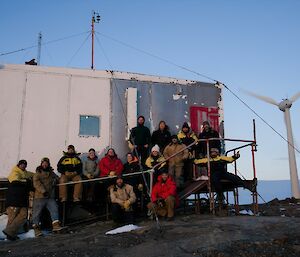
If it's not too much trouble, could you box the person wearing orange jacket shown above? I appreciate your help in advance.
[147,171,178,221]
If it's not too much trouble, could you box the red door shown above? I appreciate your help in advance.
[190,106,219,135]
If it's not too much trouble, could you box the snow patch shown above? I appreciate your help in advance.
[0,214,35,241]
[105,224,142,235]
[239,209,254,216]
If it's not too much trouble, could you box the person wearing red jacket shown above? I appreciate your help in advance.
[99,148,123,177]
[147,171,178,221]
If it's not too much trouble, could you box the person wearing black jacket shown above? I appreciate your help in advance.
[198,121,221,157]
[129,116,151,167]
[151,121,171,152]
[3,160,34,241]
[57,145,83,202]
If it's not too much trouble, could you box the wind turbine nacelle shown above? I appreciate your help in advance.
[278,99,292,112]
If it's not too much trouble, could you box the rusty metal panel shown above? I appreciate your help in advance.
[110,79,220,161]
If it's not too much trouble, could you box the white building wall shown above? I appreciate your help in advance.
[0,70,25,175]
[67,76,110,155]
[19,72,70,174]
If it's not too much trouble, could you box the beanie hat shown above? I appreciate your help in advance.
[41,157,50,164]
[210,148,219,154]
[18,159,27,166]
[182,122,190,129]
[202,121,210,126]
[171,135,178,140]
[151,144,160,153]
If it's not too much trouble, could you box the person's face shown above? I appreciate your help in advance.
[182,127,189,133]
[108,149,115,157]
[116,178,123,187]
[203,123,209,131]
[41,161,49,169]
[161,173,168,181]
[127,154,133,162]
[89,151,96,159]
[19,163,27,171]
[210,151,218,158]
[68,148,75,154]
[172,138,178,144]
[159,122,165,130]
[152,151,158,157]
[138,117,144,125]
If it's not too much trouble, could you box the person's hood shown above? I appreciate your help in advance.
[63,151,81,157]
[157,174,172,183]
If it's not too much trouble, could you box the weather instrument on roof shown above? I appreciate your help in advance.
[247,91,300,199]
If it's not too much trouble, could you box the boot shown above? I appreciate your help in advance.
[52,220,63,232]
[32,224,43,237]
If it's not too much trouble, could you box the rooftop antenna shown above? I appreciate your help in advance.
[91,11,101,70]
[247,90,300,198]
[37,32,42,65]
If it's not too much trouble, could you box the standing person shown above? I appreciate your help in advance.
[198,121,221,157]
[32,158,62,237]
[99,148,123,177]
[3,160,34,241]
[57,145,83,202]
[194,148,257,204]
[82,148,99,202]
[109,175,136,225]
[151,120,171,152]
[163,135,189,189]
[147,171,178,221]
[129,115,151,167]
[177,122,198,181]
[145,145,167,183]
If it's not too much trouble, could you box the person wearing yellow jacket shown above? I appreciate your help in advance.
[194,148,256,202]
[3,160,34,240]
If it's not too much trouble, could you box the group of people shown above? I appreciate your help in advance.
[2,116,256,240]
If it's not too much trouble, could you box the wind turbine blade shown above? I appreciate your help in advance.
[290,92,300,103]
[244,90,279,106]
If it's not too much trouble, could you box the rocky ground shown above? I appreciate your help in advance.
[1,198,300,257]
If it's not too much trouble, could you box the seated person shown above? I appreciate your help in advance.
[99,148,123,177]
[82,148,99,202]
[123,153,143,193]
[32,158,62,237]
[145,145,167,183]
[109,175,136,225]
[147,171,178,221]
[57,145,83,202]
[194,148,257,203]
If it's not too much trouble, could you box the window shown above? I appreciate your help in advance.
[79,115,100,137]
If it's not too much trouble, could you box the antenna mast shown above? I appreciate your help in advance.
[91,11,101,70]
[37,32,42,65]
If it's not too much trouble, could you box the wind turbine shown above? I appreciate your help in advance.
[248,91,300,199]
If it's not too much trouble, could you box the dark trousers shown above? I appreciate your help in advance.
[111,203,134,224]
[134,145,149,168]
[211,170,245,198]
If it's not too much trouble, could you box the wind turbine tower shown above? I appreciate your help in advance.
[248,91,300,199]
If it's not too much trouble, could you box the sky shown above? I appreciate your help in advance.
[1,0,300,183]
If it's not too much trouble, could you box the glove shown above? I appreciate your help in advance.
[109,171,116,177]
[123,200,131,211]
[234,151,240,159]
[157,198,165,208]
[87,174,93,179]
[43,192,49,198]
[138,184,143,191]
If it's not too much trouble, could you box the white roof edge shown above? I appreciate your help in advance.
[0,64,214,86]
